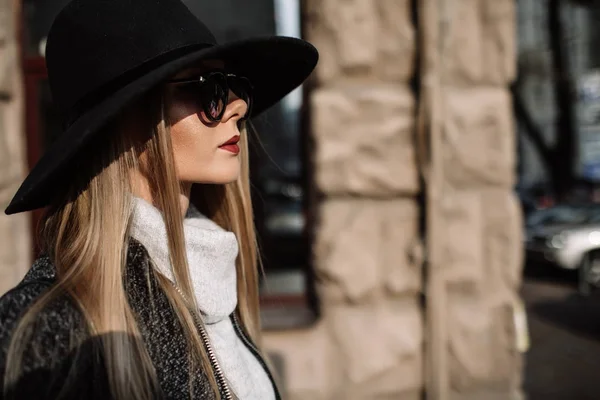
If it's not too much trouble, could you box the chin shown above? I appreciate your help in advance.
[212,174,240,184]
[186,159,241,185]
[197,168,241,185]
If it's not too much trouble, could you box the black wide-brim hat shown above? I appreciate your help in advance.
[5,0,318,215]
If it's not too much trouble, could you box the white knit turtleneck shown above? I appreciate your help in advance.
[129,196,275,400]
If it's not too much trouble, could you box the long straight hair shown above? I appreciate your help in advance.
[3,90,262,399]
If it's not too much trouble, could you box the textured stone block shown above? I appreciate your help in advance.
[328,299,422,397]
[315,199,420,303]
[0,42,17,98]
[305,0,414,83]
[0,0,16,98]
[447,289,494,390]
[289,393,328,400]
[0,97,26,204]
[444,0,516,85]
[0,212,31,294]
[489,303,520,389]
[0,102,29,294]
[312,84,418,196]
[0,106,9,174]
[443,87,515,189]
[450,389,525,400]
[440,189,484,285]
[263,323,338,399]
[0,0,12,42]
[0,1,29,294]
[482,189,523,296]
[338,389,421,400]
[447,299,522,398]
[440,188,523,289]
[481,0,516,84]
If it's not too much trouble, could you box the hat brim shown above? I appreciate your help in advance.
[5,36,318,214]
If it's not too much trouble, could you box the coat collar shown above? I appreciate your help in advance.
[20,238,149,286]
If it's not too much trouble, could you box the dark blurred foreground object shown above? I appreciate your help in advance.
[516,188,538,218]
[579,247,600,296]
[571,0,600,6]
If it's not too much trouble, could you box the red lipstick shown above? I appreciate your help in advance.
[219,135,240,154]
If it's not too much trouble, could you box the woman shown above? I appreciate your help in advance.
[0,0,318,399]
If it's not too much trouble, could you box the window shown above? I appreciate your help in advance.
[516,1,600,192]
[183,0,315,327]
[21,0,316,328]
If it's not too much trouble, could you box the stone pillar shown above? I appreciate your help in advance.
[264,1,423,399]
[422,0,523,399]
[0,0,31,294]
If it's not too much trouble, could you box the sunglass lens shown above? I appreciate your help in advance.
[199,74,227,121]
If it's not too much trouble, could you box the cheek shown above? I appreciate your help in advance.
[170,117,212,173]
[167,100,208,158]
[170,118,199,151]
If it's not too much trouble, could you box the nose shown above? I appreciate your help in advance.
[220,90,248,123]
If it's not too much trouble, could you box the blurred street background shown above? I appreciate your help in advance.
[4,0,600,399]
[523,263,600,400]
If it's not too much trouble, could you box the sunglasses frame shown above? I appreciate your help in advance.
[168,71,253,122]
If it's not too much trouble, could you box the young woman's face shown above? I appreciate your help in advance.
[163,61,248,185]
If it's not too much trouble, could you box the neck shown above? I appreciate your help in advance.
[131,169,192,218]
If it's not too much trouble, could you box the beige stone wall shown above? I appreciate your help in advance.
[422,0,523,399]
[264,1,522,400]
[264,1,423,399]
[0,0,30,294]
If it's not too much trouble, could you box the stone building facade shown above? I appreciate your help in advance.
[421,1,523,399]
[264,1,522,399]
[0,0,31,295]
[262,1,423,399]
[0,0,522,399]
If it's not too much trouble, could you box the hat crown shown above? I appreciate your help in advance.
[46,0,217,119]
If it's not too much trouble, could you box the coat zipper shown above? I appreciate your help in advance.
[231,313,282,400]
[169,282,233,400]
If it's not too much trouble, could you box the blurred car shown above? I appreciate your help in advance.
[525,204,600,294]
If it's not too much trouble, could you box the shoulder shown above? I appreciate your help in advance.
[0,256,86,368]
[0,257,59,343]
[0,257,101,399]
[0,241,152,348]
[0,240,153,351]
[0,255,82,334]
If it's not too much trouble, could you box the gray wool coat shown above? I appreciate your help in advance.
[0,239,279,400]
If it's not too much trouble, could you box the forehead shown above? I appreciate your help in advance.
[172,59,225,79]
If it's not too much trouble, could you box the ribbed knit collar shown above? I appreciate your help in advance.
[129,196,238,324]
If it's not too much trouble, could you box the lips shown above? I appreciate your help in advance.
[218,135,240,154]
[220,136,240,146]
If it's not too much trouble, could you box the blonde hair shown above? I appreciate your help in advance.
[3,90,262,399]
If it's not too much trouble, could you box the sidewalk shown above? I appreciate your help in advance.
[522,266,600,400]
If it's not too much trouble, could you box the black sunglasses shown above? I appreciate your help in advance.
[168,71,253,122]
